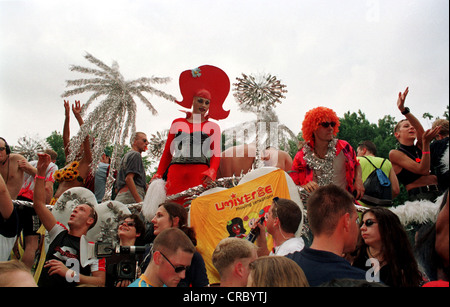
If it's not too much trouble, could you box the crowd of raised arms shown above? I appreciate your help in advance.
[1,73,448,289]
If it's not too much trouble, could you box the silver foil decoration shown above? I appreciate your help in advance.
[148,129,168,160]
[14,135,50,160]
[233,73,287,113]
[166,176,241,201]
[61,52,177,200]
[227,73,295,168]
[302,138,337,187]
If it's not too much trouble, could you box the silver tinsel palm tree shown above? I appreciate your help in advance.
[61,52,177,200]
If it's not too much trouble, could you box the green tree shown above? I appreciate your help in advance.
[46,131,66,169]
[337,110,377,150]
[373,115,398,159]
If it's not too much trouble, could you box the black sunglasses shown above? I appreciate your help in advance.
[159,251,189,273]
[320,121,336,128]
[119,221,136,227]
[361,219,377,227]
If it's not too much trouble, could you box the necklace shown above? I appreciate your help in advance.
[303,139,337,186]
[367,246,385,266]
[398,144,421,163]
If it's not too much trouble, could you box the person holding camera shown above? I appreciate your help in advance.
[106,214,146,287]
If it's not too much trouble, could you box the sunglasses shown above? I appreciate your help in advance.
[119,221,136,227]
[0,147,6,151]
[361,219,377,227]
[159,251,189,273]
[319,121,336,128]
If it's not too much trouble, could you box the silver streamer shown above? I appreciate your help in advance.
[166,176,242,201]
[303,138,337,187]
[61,52,177,200]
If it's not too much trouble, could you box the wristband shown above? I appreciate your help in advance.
[422,151,431,154]
[35,175,45,180]
[401,107,410,115]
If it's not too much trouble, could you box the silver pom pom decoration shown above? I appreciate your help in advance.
[226,72,294,168]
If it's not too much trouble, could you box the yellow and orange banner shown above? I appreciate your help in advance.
[190,169,291,284]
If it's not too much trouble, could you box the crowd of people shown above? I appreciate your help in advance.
[1,66,449,289]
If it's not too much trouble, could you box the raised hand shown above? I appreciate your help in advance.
[397,87,409,113]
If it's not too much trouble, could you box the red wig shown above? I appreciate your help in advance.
[301,106,340,146]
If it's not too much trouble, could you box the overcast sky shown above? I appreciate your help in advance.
[1,0,448,148]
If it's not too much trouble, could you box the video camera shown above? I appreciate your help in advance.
[81,235,148,285]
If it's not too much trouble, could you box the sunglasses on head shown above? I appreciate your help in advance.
[159,251,189,273]
[319,121,336,128]
[361,219,377,227]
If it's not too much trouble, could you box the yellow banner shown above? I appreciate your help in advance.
[190,168,291,284]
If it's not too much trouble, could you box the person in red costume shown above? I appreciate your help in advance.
[290,106,364,201]
[152,65,230,207]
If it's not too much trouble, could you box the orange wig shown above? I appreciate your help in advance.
[301,106,340,146]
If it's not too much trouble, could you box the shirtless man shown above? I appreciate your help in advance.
[0,137,26,200]
[261,146,293,171]
[217,143,256,178]
[217,143,293,178]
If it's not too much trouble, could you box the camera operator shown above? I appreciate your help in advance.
[105,214,146,287]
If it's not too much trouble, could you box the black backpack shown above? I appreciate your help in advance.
[361,157,393,207]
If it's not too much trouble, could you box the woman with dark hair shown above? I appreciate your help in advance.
[108,213,146,287]
[145,202,209,287]
[117,213,146,246]
[389,87,441,201]
[352,207,424,287]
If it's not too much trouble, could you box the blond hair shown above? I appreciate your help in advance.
[212,237,257,276]
[0,260,35,287]
[432,119,449,137]
[248,256,309,287]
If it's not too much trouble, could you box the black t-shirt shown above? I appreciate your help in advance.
[38,224,95,287]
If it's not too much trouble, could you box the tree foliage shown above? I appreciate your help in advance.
[337,110,397,159]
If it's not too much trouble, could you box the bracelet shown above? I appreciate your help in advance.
[401,107,410,115]
[35,175,45,180]
[422,151,431,154]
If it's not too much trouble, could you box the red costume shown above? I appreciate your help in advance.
[154,117,222,196]
[153,65,230,205]
[290,139,360,194]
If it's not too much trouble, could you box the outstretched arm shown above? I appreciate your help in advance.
[63,100,71,158]
[397,87,425,148]
[33,153,57,231]
[72,101,92,164]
